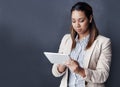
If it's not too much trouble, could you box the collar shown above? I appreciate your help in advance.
[75,34,90,43]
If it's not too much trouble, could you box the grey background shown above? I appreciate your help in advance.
[0,0,119,87]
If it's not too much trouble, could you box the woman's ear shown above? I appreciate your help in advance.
[89,15,93,23]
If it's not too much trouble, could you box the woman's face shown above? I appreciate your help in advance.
[71,10,92,36]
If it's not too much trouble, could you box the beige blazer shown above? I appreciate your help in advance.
[52,34,112,87]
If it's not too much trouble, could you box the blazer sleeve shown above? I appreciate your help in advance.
[52,34,69,77]
[84,38,112,83]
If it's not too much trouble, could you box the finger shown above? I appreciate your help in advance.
[69,58,76,63]
[64,60,70,66]
[64,58,75,66]
[69,57,73,61]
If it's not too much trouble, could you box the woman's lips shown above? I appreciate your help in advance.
[76,29,82,32]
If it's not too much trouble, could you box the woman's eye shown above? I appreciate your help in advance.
[79,20,84,22]
[72,21,76,23]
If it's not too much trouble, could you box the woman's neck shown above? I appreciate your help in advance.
[78,30,90,40]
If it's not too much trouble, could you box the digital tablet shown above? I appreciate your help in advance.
[44,52,70,64]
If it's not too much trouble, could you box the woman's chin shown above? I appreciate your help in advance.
[77,31,83,34]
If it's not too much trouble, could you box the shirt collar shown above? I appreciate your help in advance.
[75,34,90,43]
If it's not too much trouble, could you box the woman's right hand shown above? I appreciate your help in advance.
[57,64,66,73]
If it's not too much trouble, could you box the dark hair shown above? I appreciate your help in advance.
[70,2,99,50]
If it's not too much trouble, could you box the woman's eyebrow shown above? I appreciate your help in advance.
[72,17,84,19]
[78,17,84,19]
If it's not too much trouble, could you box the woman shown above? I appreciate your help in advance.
[52,2,112,87]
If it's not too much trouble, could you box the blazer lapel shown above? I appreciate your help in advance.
[65,35,99,69]
[83,39,98,68]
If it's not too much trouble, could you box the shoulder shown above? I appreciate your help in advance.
[62,34,71,39]
[58,34,72,53]
[96,35,111,42]
[61,34,71,41]
[95,35,111,47]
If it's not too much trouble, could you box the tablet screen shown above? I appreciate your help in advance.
[44,52,70,64]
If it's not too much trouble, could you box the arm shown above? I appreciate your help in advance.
[52,34,69,77]
[84,39,112,83]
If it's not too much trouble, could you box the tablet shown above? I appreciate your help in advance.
[44,52,70,64]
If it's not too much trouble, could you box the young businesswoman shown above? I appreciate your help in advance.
[52,2,112,87]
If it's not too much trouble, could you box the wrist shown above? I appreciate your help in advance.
[78,68,86,77]
[57,64,66,73]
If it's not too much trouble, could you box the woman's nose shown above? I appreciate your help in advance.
[76,22,80,27]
